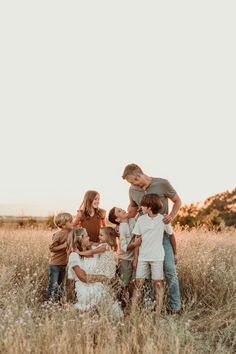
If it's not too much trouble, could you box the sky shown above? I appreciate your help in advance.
[0,1,235,216]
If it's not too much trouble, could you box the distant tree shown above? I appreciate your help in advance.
[173,188,236,229]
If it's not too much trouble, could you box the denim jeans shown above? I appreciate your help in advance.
[48,264,66,301]
[163,233,181,311]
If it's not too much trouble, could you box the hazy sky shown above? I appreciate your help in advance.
[1,1,235,216]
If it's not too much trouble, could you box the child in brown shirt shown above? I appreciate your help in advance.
[73,190,106,243]
[48,212,74,301]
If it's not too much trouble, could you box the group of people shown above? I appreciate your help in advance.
[48,163,182,318]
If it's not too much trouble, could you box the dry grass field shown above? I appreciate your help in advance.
[0,227,235,354]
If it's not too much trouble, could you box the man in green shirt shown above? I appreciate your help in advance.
[122,163,181,312]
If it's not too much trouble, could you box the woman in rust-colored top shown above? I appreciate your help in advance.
[73,190,106,243]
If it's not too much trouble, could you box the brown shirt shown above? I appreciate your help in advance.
[80,209,106,243]
[49,229,69,265]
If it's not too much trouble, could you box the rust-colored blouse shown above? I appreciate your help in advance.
[80,209,106,243]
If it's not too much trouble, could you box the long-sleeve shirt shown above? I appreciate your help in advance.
[118,218,136,261]
[49,230,69,265]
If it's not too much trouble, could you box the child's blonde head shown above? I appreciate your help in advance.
[54,212,73,229]
[100,226,118,250]
[67,228,88,254]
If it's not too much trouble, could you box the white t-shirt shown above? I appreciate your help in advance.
[118,218,136,261]
[132,214,172,261]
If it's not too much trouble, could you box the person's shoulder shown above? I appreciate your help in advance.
[69,251,80,262]
[137,214,147,223]
[154,214,164,222]
[99,208,106,218]
[69,251,78,257]
[52,229,63,239]
[151,177,169,185]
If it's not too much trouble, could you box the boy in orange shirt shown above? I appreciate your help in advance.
[48,212,74,301]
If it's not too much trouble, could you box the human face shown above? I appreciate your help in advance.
[63,220,74,230]
[81,231,90,248]
[115,207,128,222]
[126,174,146,189]
[99,229,107,243]
[92,194,100,209]
[141,206,149,215]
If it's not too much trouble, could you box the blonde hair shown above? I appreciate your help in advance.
[122,163,144,179]
[100,227,118,251]
[54,212,73,228]
[67,228,88,254]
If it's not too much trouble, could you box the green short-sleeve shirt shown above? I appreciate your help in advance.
[129,177,176,215]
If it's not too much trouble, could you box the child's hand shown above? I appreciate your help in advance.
[133,235,142,247]
[78,251,86,256]
[163,214,173,224]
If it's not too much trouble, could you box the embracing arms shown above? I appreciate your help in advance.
[72,265,107,283]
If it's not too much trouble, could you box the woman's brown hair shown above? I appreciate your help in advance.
[78,190,105,220]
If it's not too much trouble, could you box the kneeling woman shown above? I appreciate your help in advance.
[67,228,122,318]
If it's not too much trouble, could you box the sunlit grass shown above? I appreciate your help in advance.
[0,228,235,353]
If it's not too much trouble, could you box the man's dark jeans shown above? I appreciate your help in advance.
[48,264,66,301]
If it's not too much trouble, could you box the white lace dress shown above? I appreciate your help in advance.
[90,243,117,279]
[68,252,122,319]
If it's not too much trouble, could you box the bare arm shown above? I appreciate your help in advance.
[72,265,108,283]
[163,194,182,224]
[73,210,83,227]
[133,246,139,270]
[119,223,141,253]
[127,205,139,219]
[127,235,142,251]
[100,209,106,227]
[78,245,107,257]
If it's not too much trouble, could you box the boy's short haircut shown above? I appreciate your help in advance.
[54,212,73,228]
[122,163,143,179]
[108,207,120,225]
[140,194,163,214]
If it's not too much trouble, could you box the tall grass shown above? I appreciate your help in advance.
[0,228,235,353]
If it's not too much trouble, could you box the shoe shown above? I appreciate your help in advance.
[167,308,182,315]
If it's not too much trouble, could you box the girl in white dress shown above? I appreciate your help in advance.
[77,226,118,279]
[67,228,122,319]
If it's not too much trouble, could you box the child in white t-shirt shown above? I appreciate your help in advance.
[108,207,142,307]
[132,193,173,315]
